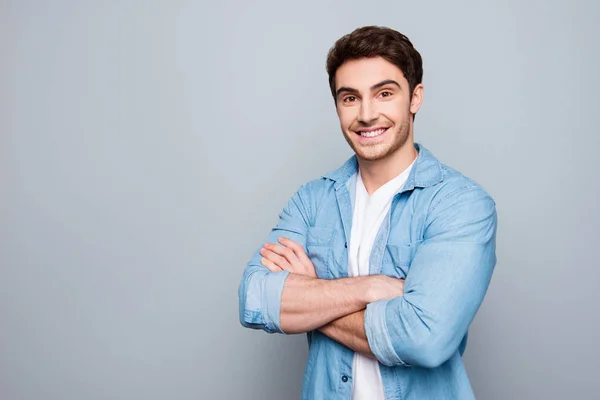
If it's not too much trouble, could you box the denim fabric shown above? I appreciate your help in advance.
[238,143,497,400]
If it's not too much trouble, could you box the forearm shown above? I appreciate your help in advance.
[319,310,376,359]
[280,274,372,334]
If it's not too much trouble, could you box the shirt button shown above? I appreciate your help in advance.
[344,242,347,248]
[341,375,348,383]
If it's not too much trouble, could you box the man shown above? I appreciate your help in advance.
[238,25,497,400]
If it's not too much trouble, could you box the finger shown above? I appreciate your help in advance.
[264,242,308,275]
[260,257,283,272]
[260,248,293,271]
[278,237,312,266]
[266,242,301,264]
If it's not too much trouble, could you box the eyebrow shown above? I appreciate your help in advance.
[335,79,402,98]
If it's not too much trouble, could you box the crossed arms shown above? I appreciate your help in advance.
[238,183,497,368]
[260,238,405,360]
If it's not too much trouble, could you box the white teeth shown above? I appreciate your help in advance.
[359,128,386,137]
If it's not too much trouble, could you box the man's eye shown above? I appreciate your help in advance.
[379,91,392,98]
[343,96,357,103]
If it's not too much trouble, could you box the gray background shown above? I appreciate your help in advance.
[2,0,599,399]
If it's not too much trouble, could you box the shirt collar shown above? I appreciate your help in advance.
[322,143,444,192]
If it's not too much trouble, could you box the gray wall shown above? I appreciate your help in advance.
[2,0,599,399]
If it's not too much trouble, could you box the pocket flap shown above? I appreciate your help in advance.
[386,241,422,267]
[306,227,335,246]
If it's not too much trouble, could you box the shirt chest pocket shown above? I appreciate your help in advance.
[306,227,335,279]
[381,241,422,278]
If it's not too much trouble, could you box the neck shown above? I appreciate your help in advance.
[357,140,418,195]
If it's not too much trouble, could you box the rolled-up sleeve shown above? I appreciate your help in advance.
[238,184,312,334]
[364,185,497,368]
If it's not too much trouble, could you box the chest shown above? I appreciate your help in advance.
[306,188,426,280]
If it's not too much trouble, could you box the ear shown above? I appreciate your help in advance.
[410,84,424,115]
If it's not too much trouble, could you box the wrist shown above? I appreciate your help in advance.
[356,275,378,305]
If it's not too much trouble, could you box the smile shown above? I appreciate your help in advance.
[356,127,389,138]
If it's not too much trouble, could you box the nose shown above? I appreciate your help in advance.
[358,98,378,124]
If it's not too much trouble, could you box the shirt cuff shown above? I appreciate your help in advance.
[262,270,290,334]
[364,300,410,367]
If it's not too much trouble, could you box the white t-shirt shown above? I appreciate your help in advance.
[348,161,415,400]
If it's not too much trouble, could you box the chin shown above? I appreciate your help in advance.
[357,149,392,162]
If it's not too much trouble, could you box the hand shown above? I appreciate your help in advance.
[259,237,317,278]
[366,275,405,303]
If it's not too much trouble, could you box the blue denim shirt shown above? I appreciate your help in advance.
[238,143,497,400]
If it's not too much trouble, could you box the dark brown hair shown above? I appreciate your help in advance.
[326,26,423,103]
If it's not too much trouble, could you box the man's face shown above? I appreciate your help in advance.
[334,56,423,162]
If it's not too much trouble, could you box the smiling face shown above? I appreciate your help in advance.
[334,56,423,163]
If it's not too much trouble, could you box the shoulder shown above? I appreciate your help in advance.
[428,163,496,214]
[418,163,497,241]
[300,176,334,192]
[294,176,337,216]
